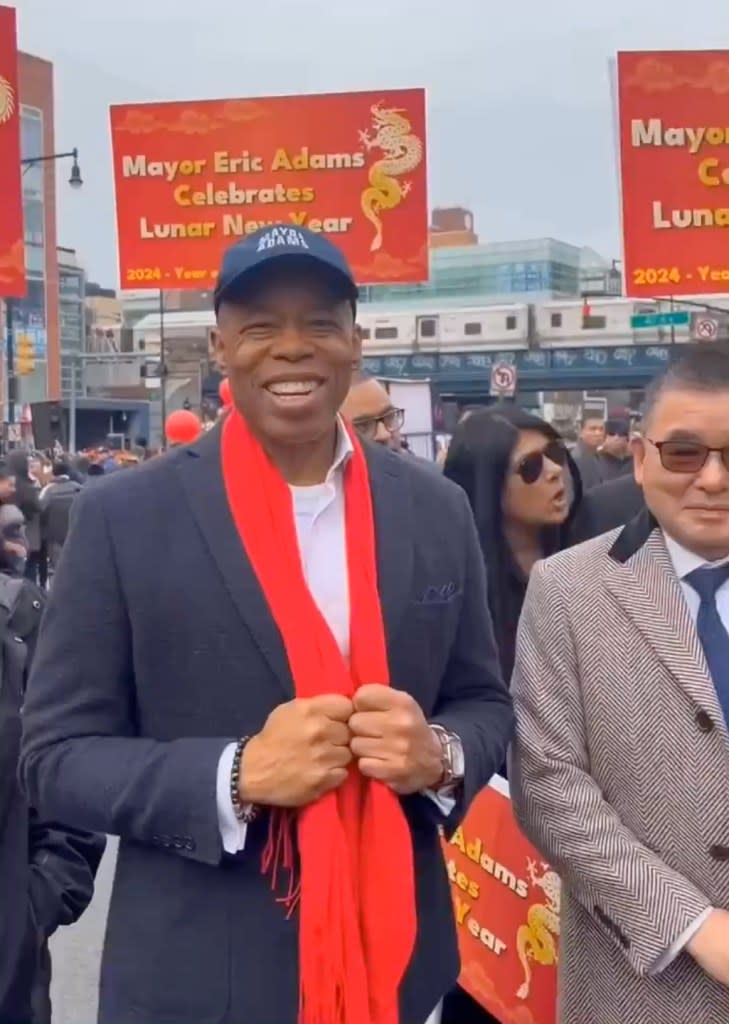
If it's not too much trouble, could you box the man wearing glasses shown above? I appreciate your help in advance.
[341,370,405,450]
[511,343,729,1024]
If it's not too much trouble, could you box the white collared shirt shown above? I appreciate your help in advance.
[649,533,729,975]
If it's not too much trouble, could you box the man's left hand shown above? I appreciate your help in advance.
[349,685,443,795]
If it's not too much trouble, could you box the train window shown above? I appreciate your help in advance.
[359,327,371,340]
[550,313,563,328]
[464,322,482,336]
[505,315,517,330]
[374,326,399,339]
[419,318,437,338]
[582,315,607,329]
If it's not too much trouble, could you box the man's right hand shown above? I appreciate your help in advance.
[239,695,354,807]
[687,908,729,986]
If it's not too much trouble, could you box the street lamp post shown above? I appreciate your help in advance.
[4,149,82,445]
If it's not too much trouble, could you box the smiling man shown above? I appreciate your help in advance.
[511,343,729,1024]
[20,225,512,1024]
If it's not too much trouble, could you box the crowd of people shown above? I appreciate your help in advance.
[1,223,728,1024]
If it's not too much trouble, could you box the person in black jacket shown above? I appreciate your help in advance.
[6,450,45,586]
[0,528,104,1023]
[40,461,83,572]
[569,472,644,544]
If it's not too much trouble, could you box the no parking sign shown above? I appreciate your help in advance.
[490,361,517,398]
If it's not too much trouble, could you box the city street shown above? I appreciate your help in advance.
[49,839,117,1024]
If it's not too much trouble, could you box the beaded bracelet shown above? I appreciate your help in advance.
[230,736,258,824]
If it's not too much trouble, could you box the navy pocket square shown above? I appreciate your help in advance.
[418,582,461,605]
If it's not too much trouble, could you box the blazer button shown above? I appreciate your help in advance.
[696,709,714,732]
[709,844,729,861]
[173,837,184,849]
[160,834,171,847]
[184,837,195,851]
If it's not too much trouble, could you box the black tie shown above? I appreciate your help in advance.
[685,564,729,726]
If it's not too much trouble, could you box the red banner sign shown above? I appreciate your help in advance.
[618,50,729,297]
[442,779,558,1024]
[0,5,24,298]
[109,88,428,292]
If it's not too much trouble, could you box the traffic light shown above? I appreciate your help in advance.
[15,333,35,376]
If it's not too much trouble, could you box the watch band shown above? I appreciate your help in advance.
[429,724,464,790]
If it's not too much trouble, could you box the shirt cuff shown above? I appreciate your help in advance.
[423,789,456,816]
[647,906,713,975]
[216,742,249,854]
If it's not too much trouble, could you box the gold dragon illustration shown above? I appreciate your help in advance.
[358,102,423,252]
[515,858,561,1000]
[0,75,16,125]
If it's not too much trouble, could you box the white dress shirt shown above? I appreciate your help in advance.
[215,424,447,1023]
[649,533,729,974]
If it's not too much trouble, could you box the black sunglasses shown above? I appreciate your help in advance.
[647,439,729,474]
[514,440,567,484]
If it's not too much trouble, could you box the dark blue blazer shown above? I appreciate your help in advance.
[20,427,512,1024]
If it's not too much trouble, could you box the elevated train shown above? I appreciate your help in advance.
[356,296,719,355]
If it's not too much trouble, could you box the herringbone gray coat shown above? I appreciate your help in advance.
[510,516,729,1024]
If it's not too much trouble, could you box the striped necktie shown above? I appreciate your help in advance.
[685,564,729,725]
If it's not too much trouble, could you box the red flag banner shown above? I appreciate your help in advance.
[442,778,559,1024]
[618,50,729,298]
[0,4,24,298]
[109,88,428,291]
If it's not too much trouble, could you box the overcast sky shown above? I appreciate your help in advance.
[11,0,729,287]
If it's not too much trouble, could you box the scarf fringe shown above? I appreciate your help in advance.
[262,809,301,918]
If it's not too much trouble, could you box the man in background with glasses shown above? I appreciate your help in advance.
[341,370,406,450]
[510,343,729,1024]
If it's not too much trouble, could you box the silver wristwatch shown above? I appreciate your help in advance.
[429,724,465,792]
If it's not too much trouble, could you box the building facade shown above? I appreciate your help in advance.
[358,237,617,311]
[16,52,60,406]
[57,246,84,401]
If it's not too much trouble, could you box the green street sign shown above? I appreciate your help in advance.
[630,311,690,329]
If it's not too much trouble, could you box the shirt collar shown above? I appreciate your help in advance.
[326,416,353,482]
[663,531,729,579]
[290,417,353,489]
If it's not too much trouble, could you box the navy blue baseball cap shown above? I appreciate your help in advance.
[213,224,358,312]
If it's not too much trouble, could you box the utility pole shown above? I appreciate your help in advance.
[159,289,167,449]
[5,298,16,444]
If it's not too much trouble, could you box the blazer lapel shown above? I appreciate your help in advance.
[605,518,724,728]
[175,428,293,698]
[366,446,414,652]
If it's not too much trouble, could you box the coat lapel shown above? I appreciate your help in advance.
[175,428,294,698]
[364,445,414,652]
[605,514,724,729]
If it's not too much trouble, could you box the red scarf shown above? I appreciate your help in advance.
[222,410,416,1024]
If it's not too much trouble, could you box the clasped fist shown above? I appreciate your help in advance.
[240,695,354,808]
[239,686,443,808]
[349,684,443,795]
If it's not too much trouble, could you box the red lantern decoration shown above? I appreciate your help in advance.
[218,377,232,406]
[165,409,201,445]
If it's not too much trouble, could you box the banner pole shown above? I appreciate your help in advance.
[159,288,166,449]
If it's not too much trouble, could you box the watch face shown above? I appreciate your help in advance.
[450,736,465,780]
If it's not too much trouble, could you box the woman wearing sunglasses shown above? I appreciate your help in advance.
[441,405,581,1024]
[443,405,581,698]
